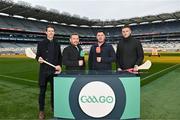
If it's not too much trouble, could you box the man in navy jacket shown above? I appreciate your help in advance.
[88,31,116,70]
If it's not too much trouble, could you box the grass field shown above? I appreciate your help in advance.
[0,53,180,119]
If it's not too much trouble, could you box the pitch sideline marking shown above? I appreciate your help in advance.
[0,74,37,83]
[0,64,179,84]
[141,64,180,81]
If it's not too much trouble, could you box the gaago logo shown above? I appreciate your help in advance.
[78,81,116,118]
[80,95,114,103]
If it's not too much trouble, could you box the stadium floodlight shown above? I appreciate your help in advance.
[17,1,31,7]
[60,23,67,25]
[79,25,89,27]
[40,19,48,23]
[138,60,152,70]
[82,16,89,20]
[35,5,47,11]
[116,24,124,27]
[25,48,56,68]
[61,11,71,16]
[49,9,59,14]
[69,24,78,27]
[104,25,114,28]
[3,0,14,3]
[73,14,80,18]
[91,25,102,28]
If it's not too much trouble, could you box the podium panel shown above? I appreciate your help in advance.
[54,72,140,119]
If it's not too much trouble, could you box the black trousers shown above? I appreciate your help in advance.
[39,74,54,111]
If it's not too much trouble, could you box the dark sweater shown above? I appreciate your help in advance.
[116,36,144,70]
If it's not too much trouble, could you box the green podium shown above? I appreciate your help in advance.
[54,71,140,119]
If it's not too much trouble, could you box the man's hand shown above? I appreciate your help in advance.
[38,57,44,64]
[133,65,138,72]
[97,57,101,62]
[79,60,83,66]
[55,65,61,71]
[55,65,61,74]
[117,68,122,71]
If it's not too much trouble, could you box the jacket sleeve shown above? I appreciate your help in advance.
[116,43,120,68]
[36,42,41,61]
[57,45,62,66]
[62,48,79,67]
[135,40,144,66]
[101,45,116,64]
[88,46,93,70]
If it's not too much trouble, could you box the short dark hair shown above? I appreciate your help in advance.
[70,33,79,38]
[122,25,131,30]
[46,24,55,31]
[96,30,106,35]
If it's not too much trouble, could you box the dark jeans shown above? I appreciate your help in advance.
[39,74,54,111]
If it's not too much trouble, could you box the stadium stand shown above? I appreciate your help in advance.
[0,0,180,55]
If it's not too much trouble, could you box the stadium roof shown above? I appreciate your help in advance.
[0,0,180,27]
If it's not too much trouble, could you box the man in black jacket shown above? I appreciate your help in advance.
[62,33,85,71]
[116,25,144,72]
[88,31,116,70]
[36,25,62,119]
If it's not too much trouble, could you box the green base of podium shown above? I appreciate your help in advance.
[54,74,140,119]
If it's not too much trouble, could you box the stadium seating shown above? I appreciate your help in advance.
[0,42,37,55]
[142,41,180,52]
[0,15,180,55]
[1,15,180,36]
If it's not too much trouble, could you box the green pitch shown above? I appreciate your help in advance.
[0,53,180,119]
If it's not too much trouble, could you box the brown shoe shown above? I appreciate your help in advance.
[39,111,45,120]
